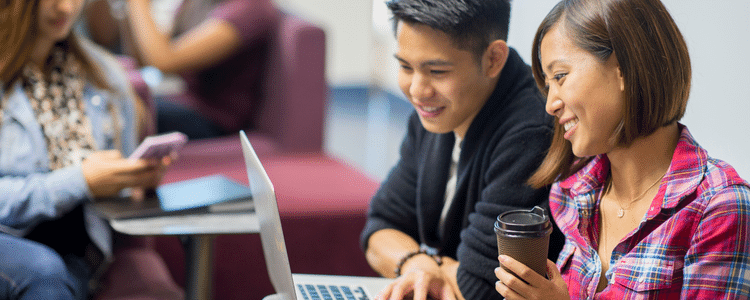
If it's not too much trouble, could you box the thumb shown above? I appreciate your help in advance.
[546,259,566,289]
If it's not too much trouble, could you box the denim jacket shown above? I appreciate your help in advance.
[0,37,138,258]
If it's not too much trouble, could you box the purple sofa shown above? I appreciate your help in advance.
[102,12,381,300]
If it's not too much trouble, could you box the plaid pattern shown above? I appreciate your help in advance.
[550,125,750,299]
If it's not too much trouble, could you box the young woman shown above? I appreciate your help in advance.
[0,0,172,298]
[494,0,750,299]
[86,0,279,139]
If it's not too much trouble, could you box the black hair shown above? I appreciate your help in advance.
[386,0,511,60]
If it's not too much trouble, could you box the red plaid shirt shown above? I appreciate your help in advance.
[551,125,750,299]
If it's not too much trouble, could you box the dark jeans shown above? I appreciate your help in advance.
[155,97,228,140]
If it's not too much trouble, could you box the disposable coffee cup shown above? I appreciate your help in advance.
[494,206,552,278]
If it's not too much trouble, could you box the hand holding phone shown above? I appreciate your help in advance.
[128,132,188,161]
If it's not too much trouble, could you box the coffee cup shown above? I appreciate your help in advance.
[494,206,552,278]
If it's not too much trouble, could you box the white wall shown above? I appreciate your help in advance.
[273,0,374,86]
[276,0,750,179]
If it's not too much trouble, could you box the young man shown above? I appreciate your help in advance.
[360,0,563,299]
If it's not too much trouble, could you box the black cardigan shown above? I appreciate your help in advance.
[360,48,563,299]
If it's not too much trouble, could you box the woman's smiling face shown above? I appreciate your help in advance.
[540,24,627,158]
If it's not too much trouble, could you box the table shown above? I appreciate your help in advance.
[107,211,258,300]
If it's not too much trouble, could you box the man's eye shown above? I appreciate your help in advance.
[400,65,413,71]
[430,70,448,75]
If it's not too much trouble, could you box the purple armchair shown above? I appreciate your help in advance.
[256,12,327,153]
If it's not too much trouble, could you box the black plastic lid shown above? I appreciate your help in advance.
[495,206,551,233]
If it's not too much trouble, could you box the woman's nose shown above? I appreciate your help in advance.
[545,91,564,116]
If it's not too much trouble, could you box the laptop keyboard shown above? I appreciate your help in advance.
[298,284,370,300]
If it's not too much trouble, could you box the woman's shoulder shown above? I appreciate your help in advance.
[77,36,123,74]
[700,157,750,205]
[76,35,132,93]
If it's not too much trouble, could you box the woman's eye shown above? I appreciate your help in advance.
[400,65,413,71]
[430,70,448,75]
[553,73,567,81]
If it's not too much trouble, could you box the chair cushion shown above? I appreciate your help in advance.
[95,248,184,300]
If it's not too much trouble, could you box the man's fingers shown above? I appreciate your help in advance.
[375,282,394,300]
[389,278,413,300]
[441,284,457,300]
[411,276,429,300]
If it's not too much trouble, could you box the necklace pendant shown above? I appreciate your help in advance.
[617,208,625,218]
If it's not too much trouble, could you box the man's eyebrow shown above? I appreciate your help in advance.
[394,54,453,68]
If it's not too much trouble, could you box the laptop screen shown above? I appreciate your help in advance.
[239,131,297,299]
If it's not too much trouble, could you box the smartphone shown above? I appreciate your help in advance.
[128,131,188,161]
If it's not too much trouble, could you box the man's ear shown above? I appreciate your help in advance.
[484,40,509,78]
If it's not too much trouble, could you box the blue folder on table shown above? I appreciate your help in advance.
[93,174,254,220]
[157,174,253,212]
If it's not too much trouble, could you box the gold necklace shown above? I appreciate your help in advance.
[606,170,666,218]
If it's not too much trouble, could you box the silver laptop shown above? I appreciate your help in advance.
[239,131,392,300]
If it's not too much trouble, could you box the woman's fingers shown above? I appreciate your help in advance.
[495,263,533,298]
[498,255,548,287]
[495,279,523,300]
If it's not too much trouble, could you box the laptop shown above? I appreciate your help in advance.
[239,130,392,300]
[93,174,254,220]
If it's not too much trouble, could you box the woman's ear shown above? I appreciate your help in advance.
[484,40,509,78]
[608,53,625,92]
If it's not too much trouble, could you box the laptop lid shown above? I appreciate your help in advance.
[239,131,297,300]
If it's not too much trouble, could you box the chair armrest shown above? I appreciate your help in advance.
[258,13,327,152]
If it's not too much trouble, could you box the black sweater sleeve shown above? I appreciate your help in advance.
[360,114,422,250]
[455,124,553,299]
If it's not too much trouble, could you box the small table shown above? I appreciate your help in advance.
[107,211,258,300]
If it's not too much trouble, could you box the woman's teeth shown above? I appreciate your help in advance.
[564,119,578,131]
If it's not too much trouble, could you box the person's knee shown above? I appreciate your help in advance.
[26,248,70,281]
[5,244,75,298]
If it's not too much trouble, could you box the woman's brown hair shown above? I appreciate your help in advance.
[1,0,109,90]
[528,0,691,188]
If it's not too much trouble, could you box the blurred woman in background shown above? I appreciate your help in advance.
[0,0,172,298]
[86,0,279,139]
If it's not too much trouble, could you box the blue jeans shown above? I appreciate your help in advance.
[0,234,90,300]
